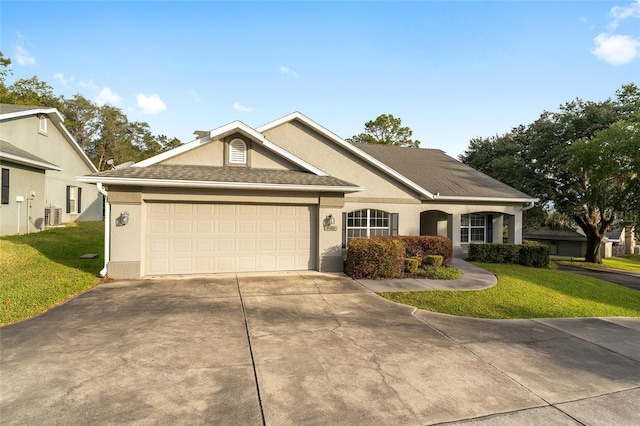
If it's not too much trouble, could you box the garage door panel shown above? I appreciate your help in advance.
[146,202,316,275]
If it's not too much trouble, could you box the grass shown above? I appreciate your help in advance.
[554,254,640,271]
[0,222,104,325]
[380,262,640,319]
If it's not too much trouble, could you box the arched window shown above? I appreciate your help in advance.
[229,138,247,164]
[343,209,398,246]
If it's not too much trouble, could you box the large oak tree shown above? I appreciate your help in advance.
[460,83,639,263]
[348,114,420,147]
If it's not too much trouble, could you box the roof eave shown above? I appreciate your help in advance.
[76,176,364,193]
[434,195,539,203]
[0,153,62,171]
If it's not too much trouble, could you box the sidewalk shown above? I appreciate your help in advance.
[356,257,497,292]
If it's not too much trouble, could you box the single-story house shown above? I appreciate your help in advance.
[0,104,103,236]
[606,225,637,256]
[79,112,537,279]
[524,227,614,258]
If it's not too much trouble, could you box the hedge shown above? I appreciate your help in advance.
[345,237,405,279]
[344,236,454,279]
[467,243,550,268]
[396,236,453,265]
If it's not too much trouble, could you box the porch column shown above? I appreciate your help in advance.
[507,213,523,244]
[492,214,504,244]
[448,213,462,254]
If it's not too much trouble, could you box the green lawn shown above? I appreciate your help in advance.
[380,263,640,319]
[555,254,640,271]
[0,222,104,325]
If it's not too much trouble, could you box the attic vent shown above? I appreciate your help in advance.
[229,138,247,164]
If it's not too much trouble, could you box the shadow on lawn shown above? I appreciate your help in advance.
[2,222,104,276]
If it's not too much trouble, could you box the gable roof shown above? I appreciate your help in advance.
[0,103,98,173]
[0,140,62,171]
[354,144,536,202]
[523,227,587,241]
[134,120,327,176]
[257,112,536,203]
[78,164,362,193]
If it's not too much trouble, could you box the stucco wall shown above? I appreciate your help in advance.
[1,115,103,223]
[0,162,46,236]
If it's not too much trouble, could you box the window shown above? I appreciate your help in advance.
[460,213,486,243]
[228,138,247,164]
[1,168,9,204]
[66,186,82,214]
[38,115,47,134]
[343,209,398,246]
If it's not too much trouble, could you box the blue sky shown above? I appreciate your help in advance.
[2,1,639,158]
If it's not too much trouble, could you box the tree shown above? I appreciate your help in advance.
[348,114,420,147]
[1,76,62,108]
[60,94,100,150]
[460,83,640,263]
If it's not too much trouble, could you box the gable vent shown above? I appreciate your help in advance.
[229,138,247,164]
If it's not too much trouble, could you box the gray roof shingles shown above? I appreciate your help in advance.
[0,103,52,115]
[89,164,359,188]
[353,143,534,199]
[0,140,60,169]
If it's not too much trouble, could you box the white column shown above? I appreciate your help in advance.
[492,214,504,244]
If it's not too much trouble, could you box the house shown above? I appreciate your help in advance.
[78,112,537,279]
[524,227,614,258]
[0,104,103,236]
[606,224,637,256]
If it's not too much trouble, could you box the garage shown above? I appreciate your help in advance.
[145,202,317,276]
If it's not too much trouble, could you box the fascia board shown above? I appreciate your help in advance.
[0,107,60,121]
[133,120,327,176]
[0,153,62,171]
[257,112,435,199]
[76,175,364,193]
[434,195,539,203]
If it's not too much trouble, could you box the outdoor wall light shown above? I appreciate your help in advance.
[324,214,335,227]
[116,211,129,227]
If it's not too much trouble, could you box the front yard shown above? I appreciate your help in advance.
[2,223,639,324]
[554,254,640,271]
[0,222,104,325]
[380,262,640,319]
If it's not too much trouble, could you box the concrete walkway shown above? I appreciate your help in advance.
[3,273,639,425]
[357,257,497,292]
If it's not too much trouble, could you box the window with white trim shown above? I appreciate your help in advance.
[228,138,247,164]
[38,115,47,134]
[460,213,486,243]
[345,209,395,245]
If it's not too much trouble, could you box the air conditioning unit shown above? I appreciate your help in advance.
[44,207,63,226]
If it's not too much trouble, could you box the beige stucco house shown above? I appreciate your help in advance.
[0,104,103,236]
[79,112,537,279]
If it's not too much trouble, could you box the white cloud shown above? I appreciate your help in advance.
[53,73,74,86]
[78,79,99,89]
[279,65,298,77]
[610,0,640,28]
[591,33,640,65]
[136,94,167,114]
[95,87,122,106]
[233,102,253,112]
[15,45,35,65]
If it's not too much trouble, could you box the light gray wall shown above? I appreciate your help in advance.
[0,162,46,235]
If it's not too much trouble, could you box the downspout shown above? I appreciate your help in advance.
[97,183,110,277]
[522,201,535,211]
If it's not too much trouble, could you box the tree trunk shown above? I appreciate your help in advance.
[584,229,603,264]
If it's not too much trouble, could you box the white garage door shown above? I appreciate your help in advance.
[145,203,317,276]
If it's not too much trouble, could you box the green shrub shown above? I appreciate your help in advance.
[518,244,550,268]
[397,236,453,264]
[425,255,444,267]
[345,237,405,279]
[468,243,549,268]
[415,266,463,280]
[404,257,421,274]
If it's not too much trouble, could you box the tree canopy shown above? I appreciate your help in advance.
[460,83,640,263]
[0,51,181,170]
[348,114,420,147]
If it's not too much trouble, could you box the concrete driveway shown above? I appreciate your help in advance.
[2,273,640,425]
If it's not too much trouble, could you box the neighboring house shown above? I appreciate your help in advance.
[0,104,103,236]
[524,227,614,258]
[79,112,537,279]
[606,224,637,256]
